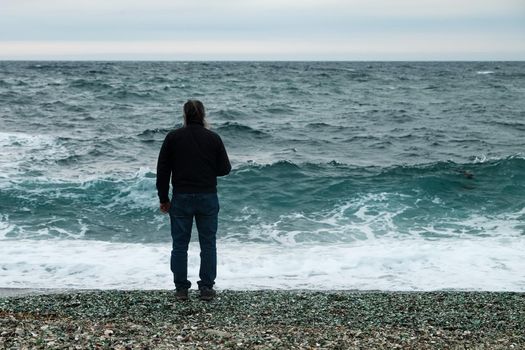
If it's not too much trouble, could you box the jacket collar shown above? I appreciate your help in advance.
[186,120,204,127]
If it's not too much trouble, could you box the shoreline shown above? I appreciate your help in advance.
[1,290,524,349]
[0,288,80,298]
[2,286,519,298]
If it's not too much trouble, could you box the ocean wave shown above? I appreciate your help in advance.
[136,124,272,142]
[86,69,111,75]
[312,66,357,73]
[25,62,83,70]
[0,168,163,241]
[0,131,158,177]
[40,100,69,109]
[1,156,523,245]
[217,156,524,244]
[213,108,247,120]
[223,156,525,224]
[0,132,70,177]
[305,122,333,128]
[1,237,524,291]
[148,76,172,83]
[3,148,523,191]
[0,132,133,178]
[68,78,114,90]
[488,120,525,131]
[108,88,154,100]
[233,155,525,173]
[215,122,270,138]
[137,128,173,137]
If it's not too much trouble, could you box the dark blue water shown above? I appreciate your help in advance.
[0,61,524,290]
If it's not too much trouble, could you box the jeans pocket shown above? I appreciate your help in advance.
[170,194,192,217]
[197,194,219,216]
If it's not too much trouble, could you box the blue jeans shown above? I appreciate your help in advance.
[169,193,219,290]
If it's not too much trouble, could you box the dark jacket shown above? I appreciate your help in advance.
[156,121,231,203]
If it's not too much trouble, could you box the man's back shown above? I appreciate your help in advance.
[156,120,231,201]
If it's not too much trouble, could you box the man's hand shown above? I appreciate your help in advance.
[160,202,171,214]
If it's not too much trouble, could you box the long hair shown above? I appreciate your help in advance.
[183,100,209,128]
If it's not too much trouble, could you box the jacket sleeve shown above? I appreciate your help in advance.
[216,136,232,176]
[156,135,172,203]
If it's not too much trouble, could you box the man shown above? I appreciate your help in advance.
[156,100,231,301]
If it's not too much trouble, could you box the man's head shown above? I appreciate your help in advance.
[183,100,206,126]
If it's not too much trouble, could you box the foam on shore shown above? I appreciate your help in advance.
[1,237,524,291]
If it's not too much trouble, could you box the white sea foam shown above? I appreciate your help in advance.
[0,132,69,179]
[0,215,15,239]
[231,193,524,245]
[476,71,494,75]
[0,237,523,291]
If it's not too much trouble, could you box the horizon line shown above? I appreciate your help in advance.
[1,59,524,62]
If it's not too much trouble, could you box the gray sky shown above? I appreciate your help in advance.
[1,0,524,60]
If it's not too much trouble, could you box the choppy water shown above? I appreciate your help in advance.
[1,61,524,290]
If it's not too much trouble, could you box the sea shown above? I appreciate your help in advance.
[0,61,524,291]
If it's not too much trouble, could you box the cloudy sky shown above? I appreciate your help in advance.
[1,0,524,60]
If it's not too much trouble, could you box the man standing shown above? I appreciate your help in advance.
[156,100,231,301]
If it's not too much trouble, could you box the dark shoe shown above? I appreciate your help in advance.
[175,288,189,301]
[199,286,216,301]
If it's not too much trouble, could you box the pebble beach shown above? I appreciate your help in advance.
[1,290,524,349]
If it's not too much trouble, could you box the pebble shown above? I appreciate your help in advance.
[204,329,232,338]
